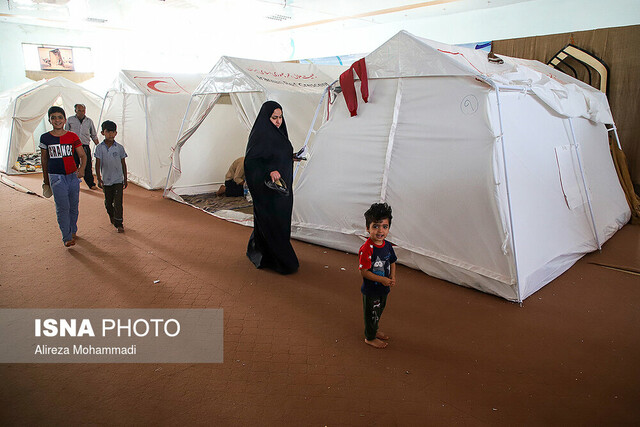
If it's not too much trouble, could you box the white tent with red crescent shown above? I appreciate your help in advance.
[99,70,205,189]
[0,77,103,175]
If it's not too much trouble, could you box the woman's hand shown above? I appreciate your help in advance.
[270,171,281,182]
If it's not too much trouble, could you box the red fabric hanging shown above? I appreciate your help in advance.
[339,58,369,117]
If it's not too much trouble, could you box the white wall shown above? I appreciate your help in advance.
[0,21,221,94]
[0,23,119,93]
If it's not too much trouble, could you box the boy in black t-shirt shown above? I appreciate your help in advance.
[358,203,397,349]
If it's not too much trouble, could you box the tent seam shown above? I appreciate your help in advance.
[380,77,402,202]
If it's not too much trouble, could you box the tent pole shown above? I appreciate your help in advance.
[490,81,523,303]
[607,124,623,150]
[6,92,20,173]
[5,83,41,173]
[302,83,333,151]
[568,118,601,250]
[96,91,112,177]
[143,94,153,189]
[5,82,44,173]
[164,94,221,197]
[164,94,194,197]
[97,90,113,129]
[293,83,333,181]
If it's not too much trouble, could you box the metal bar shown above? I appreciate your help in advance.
[489,81,522,303]
[293,83,334,181]
[163,94,195,196]
[568,118,601,250]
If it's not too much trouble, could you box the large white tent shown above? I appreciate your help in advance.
[99,70,206,189]
[0,77,103,174]
[291,31,630,302]
[164,56,344,223]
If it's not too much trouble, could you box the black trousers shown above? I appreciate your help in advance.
[363,293,387,340]
[224,179,244,197]
[74,145,96,188]
[103,183,123,227]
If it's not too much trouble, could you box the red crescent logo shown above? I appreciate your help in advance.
[147,80,180,94]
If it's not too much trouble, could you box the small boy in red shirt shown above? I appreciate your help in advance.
[358,203,397,349]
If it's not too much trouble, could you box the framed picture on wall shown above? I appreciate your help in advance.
[37,46,75,71]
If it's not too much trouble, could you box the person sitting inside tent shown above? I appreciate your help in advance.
[216,156,245,197]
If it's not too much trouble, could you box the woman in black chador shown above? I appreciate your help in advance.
[244,101,299,274]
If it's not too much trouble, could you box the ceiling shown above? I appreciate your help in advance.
[2,0,633,71]
[1,0,536,35]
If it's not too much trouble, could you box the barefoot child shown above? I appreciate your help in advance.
[40,106,87,247]
[94,120,128,233]
[358,203,397,349]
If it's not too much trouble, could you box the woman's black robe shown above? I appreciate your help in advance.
[244,101,299,274]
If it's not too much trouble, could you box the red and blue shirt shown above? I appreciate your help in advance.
[358,238,397,296]
[39,131,81,175]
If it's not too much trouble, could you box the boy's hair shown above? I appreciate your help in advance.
[48,106,66,118]
[101,120,117,131]
[364,202,393,228]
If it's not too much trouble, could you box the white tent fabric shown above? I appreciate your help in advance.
[292,31,629,302]
[365,33,613,124]
[99,71,206,189]
[164,56,344,223]
[0,77,103,174]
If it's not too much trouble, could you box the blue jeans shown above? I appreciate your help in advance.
[49,172,80,243]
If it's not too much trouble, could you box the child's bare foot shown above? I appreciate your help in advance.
[64,240,75,247]
[364,338,388,349]
[376,331,390,340]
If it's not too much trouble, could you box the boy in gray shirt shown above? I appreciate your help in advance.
[94,120,128,233]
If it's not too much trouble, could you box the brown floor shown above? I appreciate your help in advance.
[1,174,639,426]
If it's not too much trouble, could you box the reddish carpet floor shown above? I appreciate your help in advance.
[1,174,638,425]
